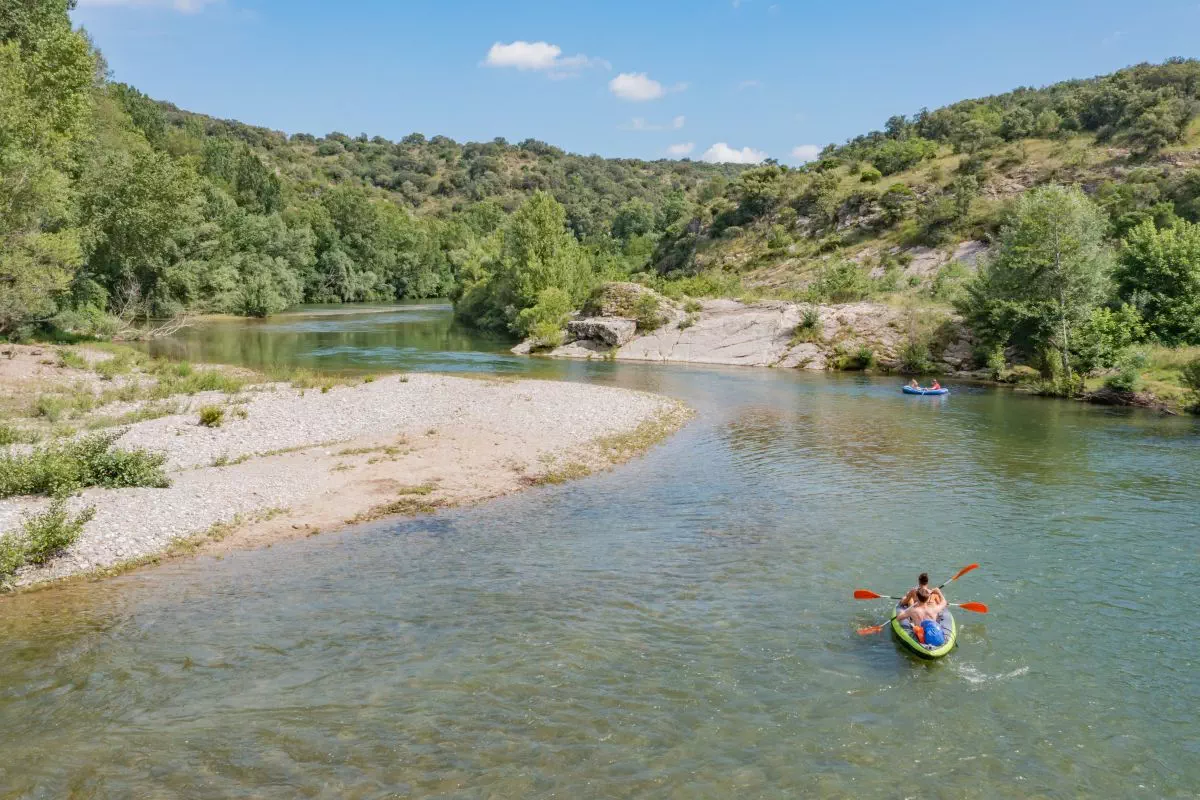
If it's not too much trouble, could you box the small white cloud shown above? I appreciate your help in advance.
[609,72,666,101]
[622,115,686,132]
[667,143,696,157]
[76,0,218,11]
[484,41,607,77]
[738,79,761,90]
[701,142,767,164]
[791,144,821,163]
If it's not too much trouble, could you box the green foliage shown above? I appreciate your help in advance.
[899,339,935,374]
[1103,348,1147,393]
[960,186,1112,381]
[1180,357,1200,409]
[985,346,1007,380]
[0,496,95,583]
[859,166,882,184]
[633,294,668,332]
[515,287,573,346]
[1115,219,1200,345]
[1074,304,1146,373]
[790,306,823,345]
[197,405,225,427]
[808,260,871,303]
[0,430,169,498]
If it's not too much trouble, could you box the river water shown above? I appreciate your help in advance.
[2,304,1198,798]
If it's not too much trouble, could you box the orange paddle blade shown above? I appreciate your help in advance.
[856,624,886,635]
[957,602,989,613]
[853,589,883,600]
[948,563,980,583]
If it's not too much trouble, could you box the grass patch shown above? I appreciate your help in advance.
[198,405,225,427]
[789,306,824,346]
[93,353,135,381]
[530,462,591,485]
[0,431,169,498]
[56,349,87,370]
[347,495,442,524]
[0,423,37,446]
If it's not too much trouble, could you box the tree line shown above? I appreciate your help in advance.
[0,0,735,339]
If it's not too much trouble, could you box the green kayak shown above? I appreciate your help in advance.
[891,603,957,659]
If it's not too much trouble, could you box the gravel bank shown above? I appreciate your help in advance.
[1,373,686,589]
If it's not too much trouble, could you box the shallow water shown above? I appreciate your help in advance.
[3,305,1199,797]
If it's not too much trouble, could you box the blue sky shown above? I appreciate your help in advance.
[73,0,1200,164]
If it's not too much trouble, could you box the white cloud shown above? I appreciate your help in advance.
[624,115,686,131]
[701,142,767,164]
[483,41,608,77]
[667,143,695,157]
[76,0,218,11]
[610,72,672,101]
[791,144,821,163]
[738,80,761,90]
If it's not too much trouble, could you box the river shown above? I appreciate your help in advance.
[2,303,1197,797]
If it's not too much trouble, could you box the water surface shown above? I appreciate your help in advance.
[3,305,1198,797]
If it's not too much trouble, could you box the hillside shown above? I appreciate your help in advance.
[645,59,1200,306]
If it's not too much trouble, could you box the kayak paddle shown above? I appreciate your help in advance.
[853,564,980,602]
[856,602,989,636]
[938,563,979,589]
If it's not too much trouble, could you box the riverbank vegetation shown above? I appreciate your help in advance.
[5,1,1200,408]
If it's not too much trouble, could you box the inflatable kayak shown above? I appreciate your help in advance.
[902,386,949,395]
[891,603,957,659]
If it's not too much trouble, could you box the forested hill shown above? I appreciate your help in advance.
[0,0,739,337]
[156,102,742,238]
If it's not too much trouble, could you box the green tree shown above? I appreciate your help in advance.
[1115,219,1200,344]
[960,186,1112,388]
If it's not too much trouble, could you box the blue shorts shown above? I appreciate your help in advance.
[921,619,946,647]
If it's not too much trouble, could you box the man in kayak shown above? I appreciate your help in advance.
[897,586,948,646]
[908,379,920,389]
[900,572,944,608]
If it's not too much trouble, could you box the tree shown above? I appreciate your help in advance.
[611,198,655,241]
[960,186,1112,388]
[1115,219,1200,344]
[495,191,592,316]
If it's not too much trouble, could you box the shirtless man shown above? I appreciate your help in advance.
[900,572,944,608]
[897,586,948,646]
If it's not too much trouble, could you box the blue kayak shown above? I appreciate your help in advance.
[902,386,949,395]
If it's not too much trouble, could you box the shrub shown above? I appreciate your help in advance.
[56,349,87,370]
[0,498,96,582]
[198,406,225,427]
[515,287,573,345]
[94,354,134,381]
[899,339,935,374]
[860,166,883,184]
[809,261,871,304]
[985,346,1007,380]
[790,307,824,344]
[683,298,703,313]
[0,431,169,499]
[633,294,668,332]
[0,424,34,446]
[1180,356,1200,409]
[18,498,95,566]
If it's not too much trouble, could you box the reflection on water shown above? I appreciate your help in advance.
[3,304,1199,797]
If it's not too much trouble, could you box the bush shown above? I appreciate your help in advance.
[633,294,668,332]
[809,261,871,304]
[0,498,95,582]
[94,354,134,381]
[790,307,824,344]
[18,498,96,566]
[899,339,935,374]
[0,431,169,499]
[515,287,573,344]
[1180,356,1200,409]
[985,346,1007,380]
[683,298,703,313]
[198,405,225,427]
[860,166,883,184]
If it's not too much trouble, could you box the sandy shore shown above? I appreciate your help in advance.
[1,348,688,589]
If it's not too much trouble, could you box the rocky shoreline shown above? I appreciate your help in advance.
[1,350,688,590]
[516,283,976,373]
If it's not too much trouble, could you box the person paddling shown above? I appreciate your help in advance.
[900,572,944,608]
[896,586,948,646]
[931,379,941,391]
